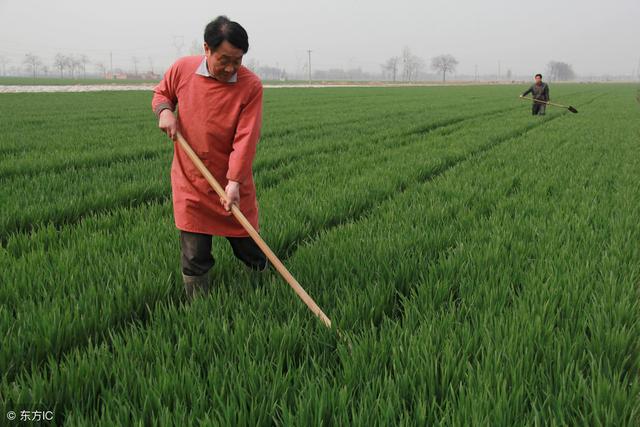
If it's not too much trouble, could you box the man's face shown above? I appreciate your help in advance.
[535,75,542,84]
[204,40,244,82]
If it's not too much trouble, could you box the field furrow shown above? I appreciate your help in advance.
[1,84,637,425]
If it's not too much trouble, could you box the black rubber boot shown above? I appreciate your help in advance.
[182,272,210,300]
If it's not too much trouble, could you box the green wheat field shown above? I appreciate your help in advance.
[1,83,639,425]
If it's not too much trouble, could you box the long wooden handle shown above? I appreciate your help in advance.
[520,96,567,109]
[175,132,332,329]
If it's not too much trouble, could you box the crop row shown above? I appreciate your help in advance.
[2,85,636,425]
[1,89,564,242]
[0,97,574,384]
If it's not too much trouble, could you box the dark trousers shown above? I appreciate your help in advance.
[180,231,267,276]
[532,102,546,115]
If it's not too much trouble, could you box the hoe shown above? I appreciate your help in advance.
[175,132,333,329]
[520,96,578,113]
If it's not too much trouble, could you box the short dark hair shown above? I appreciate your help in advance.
[535,73,542,78]
[204,16,249,53]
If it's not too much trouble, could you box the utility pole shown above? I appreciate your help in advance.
[474,64,478,82]
[307,49,312,84]
[110,51,113,77]
[498,60,501,81]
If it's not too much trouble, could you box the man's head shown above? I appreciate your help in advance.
[535,73,543,84]
[203,16,249,82]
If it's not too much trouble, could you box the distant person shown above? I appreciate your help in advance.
[520,73,549,115]
[152,16,267,300]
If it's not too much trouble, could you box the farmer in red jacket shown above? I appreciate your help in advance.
[152,16,267,299]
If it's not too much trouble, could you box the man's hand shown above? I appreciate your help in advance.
[158,109,178,140]
[222,180,240,212]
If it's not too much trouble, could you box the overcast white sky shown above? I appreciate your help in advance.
[0,0,638,77]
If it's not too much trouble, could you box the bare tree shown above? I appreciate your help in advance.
[64,55,78,78]
[547,61,558,81]
[73,57,82,78]
[0,55,9,76]
[431,54,458,82]
[54,54,67,78]
[412,56,425,81]
[131,56,139,75]
[243,60,287,81]
[546,61,576,81]
[400,47,423,82]
[401,47,412,81]
[23,53,43,78]
[382,56,400,82]
[253,64,287,81]
[79,54,90,78]
[95,62,107,78]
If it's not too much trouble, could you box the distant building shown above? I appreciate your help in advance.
[104,71,160,80]
[141,72,161,80]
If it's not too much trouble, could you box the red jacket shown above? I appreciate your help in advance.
[152,56,263,236]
